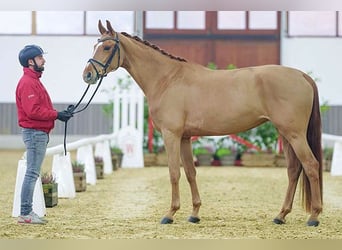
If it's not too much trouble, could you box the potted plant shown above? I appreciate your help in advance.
[94,156,104,179]
[192,138,214,166]
[41,172,58,207]
[214,137,236,166]
[71,160,86,192]
[110,146,123,170]
[323,147,333,172]
[253,121,278,153]
[215,147,235,166]
[236,122,279,167]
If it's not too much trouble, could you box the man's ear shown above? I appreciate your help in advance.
[28,59,34,66]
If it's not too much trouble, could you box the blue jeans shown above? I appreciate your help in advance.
[20,128,49,216]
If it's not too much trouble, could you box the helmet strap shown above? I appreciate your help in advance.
[32,58,44,72]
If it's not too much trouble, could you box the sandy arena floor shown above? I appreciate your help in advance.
[0,150,341,239]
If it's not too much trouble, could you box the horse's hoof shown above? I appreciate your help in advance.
[188,216,200,223]
[160,217,174,224]
[273,218,285,225]
[307,220,319,227]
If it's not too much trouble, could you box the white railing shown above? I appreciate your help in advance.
[322,133,342,176]
[12,132,118,217]
[13,74,145,217]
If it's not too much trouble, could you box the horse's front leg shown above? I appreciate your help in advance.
[160,130,182,224]
[180,137,201,223]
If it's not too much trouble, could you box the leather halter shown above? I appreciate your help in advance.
[87,32,121,79]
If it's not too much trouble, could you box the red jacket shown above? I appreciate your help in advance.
[16,68,58,133]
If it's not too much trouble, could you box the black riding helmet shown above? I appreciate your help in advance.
[18,45,45,67]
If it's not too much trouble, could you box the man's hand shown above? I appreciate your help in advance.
[57,110,73,122]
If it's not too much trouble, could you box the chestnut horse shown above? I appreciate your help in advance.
[82,20,323,227]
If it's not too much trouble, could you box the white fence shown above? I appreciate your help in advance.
[12,80,146,217]
[322,133,342,176]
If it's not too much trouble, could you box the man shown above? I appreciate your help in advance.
[15,45,72,224]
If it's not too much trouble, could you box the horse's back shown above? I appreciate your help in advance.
[177,64,315,136]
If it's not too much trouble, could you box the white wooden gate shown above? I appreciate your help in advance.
[111,79,145,168]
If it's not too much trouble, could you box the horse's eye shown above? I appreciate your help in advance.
[104,46,111,51]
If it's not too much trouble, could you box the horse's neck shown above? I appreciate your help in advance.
[120,35,181,98]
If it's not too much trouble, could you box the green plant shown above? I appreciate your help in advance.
[215,147,232,158]
[193,147,211,156]
[110,146,122,154]
[323,147,333,161]
[235,129,253,153]
[192,137,215,156]
[254,121,278,152]
[41,172,56,184]
[71,161,85,173]
[320,100,330,114]
[214,137,234,159]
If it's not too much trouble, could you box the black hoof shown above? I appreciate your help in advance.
[188,216,200,223]
[160,217,173,224]
[307,220,319,227]
[273,218,285,225]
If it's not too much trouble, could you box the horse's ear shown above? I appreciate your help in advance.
[98,20,107,35]
[106,20,115,35]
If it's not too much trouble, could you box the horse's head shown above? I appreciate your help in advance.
[83,20,122,84]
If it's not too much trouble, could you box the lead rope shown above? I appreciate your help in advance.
[62,33,121,155]
[62,76,104,155]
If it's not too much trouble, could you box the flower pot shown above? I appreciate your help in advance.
[324,159,332,172]
[111,153,123,168]
[274,154,287,167]
[196,154,212,166]
[95,162,104,179]
[220,155,235,166]
[144,153,157,167]
[42,183,58,207]
[73,172,87,192]
[111,156,118,171]
[242,152,275,167]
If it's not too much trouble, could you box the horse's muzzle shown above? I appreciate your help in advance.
[83,70,97,85]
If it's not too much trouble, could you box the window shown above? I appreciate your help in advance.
[0,11,135,36]
[217,11,278,31]
[144,11,280,37]
[217,11,246,30]
[0,11,31,34]
[249,11,277,30]
[288,11,337,36]
[177,11,205,30]
[36,11,84,35]
[86,11,134,34]
[145,11,174,29]
[145,11,206,31]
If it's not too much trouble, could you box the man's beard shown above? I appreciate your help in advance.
[33,64,44,72]
[33,59,44,72]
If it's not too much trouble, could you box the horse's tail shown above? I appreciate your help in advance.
[301,73,323,212]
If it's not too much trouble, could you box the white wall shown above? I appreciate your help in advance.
[0,35,129,104]
[2,12,342,106]
[280,14,342,105]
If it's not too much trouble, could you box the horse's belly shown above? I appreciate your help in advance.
[183,114,266,137]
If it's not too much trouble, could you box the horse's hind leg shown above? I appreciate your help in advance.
[180,137,201,223]
[275,134,322,226]
[274,137,302,224]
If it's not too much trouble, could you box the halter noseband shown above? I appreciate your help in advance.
[87,32,121,79]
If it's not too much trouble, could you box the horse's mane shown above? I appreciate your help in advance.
[121,32,187,62]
